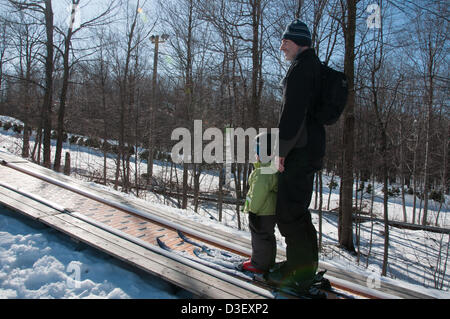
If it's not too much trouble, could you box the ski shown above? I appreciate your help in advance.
[156,235,254,281]
[157,235,315,299]
[175,231,355,299]
[176,230,238,260]
[192,247,243,270]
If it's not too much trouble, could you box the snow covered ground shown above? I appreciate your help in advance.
[0,206,191,299]
[0,115,449,298]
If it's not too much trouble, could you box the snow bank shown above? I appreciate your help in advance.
[0,206,190,299]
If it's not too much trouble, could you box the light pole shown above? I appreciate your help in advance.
[147,34,169,187]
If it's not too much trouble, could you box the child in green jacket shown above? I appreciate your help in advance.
[242,132,278,273]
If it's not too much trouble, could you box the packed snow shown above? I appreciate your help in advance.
[0,115,449,299]
[0,206,191,299]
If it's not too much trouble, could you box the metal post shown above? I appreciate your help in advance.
[147,34,168,187]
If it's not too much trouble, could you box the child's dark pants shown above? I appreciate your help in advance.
[248,212,277,272]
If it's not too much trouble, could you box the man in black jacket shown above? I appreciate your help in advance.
[266,19,324,291]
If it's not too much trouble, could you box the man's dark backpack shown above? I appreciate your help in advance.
[314,63,349,125]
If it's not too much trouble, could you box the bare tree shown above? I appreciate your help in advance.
[0,16,13,107]
[336,0,356,253]
[159,0,197,209]
[107,0,154,191]
[3,10,42,158]
[53,0,119,172]
[6,0,54,168]
[365,33,403,276]
[412,3,448,226]
[83,27,114,185]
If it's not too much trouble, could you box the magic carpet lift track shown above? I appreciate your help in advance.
[0,159,398,299]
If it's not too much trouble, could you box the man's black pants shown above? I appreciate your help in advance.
[275,148,320,282]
